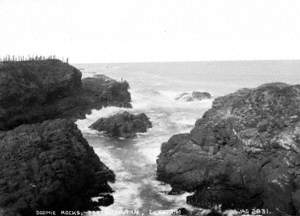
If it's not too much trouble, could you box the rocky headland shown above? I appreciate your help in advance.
[0,59,132,215]
[157,83,300,216]
[0,59,131,130]
[90,111,152,138]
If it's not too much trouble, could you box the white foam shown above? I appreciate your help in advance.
[77,67,216,216]
[148,178,193,209]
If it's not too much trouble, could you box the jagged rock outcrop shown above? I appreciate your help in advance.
[0,119,115,215]
[0,60,131,130]
[157,83,300,216]
[90,111,152,138]
[175,91,212,102]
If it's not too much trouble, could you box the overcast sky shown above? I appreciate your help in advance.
[0,0,300,63]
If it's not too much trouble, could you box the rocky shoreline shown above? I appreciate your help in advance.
[157,83,300,216]
[1,59,300,216]
[0,60,131,215]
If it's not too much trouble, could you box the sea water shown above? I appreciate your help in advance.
[75,61,300,216]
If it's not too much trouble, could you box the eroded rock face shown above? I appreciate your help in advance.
[157,83,300,215]
[175,91,212,102]
[90,111,152,138]
[0,60,131,130]
[0,119,115,215]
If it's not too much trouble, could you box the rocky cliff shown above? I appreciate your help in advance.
[0,119,115,215]
[0,60,131,130]
[0,60,131,215]
[157,83,300,216]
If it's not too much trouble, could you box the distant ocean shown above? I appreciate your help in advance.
[75,61,300,216]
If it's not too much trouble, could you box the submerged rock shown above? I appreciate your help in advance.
[0,119,115,215]
[90,111,152,138]
[157,82,300,215]
[0,60,131,130]
[175,91,212,102]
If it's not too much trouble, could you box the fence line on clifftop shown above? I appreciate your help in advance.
[0,55,69,64]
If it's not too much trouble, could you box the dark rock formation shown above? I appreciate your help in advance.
[0,60,131,130]
[0,119,115,215]
[175,91,212,102]
[157,83,300,216]
[90,111,152,138]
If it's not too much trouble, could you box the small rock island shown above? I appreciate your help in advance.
[90,111,152,138]
[175,91,212,102]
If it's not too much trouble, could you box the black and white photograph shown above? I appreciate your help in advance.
[0,1,299,216]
